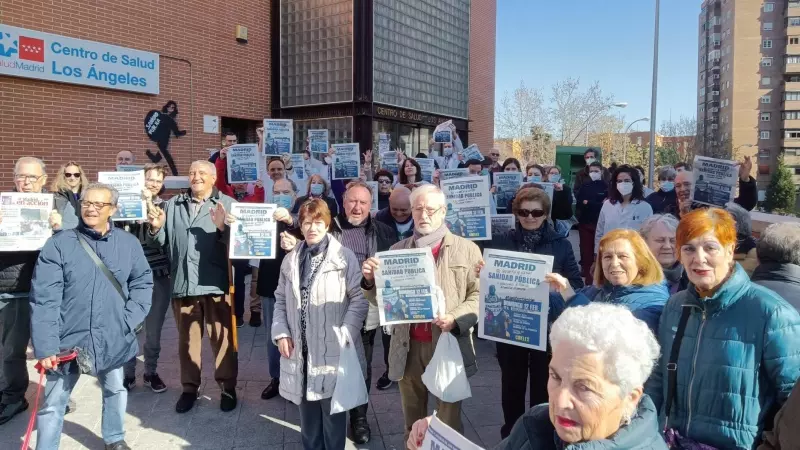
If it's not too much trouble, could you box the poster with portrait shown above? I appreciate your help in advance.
[375,248,438,325]
[378,132,391,153]
[332,143,361,180]
[421,415,484,450]
[226,144,260,184]
[478,249,553,351]
[491,214,516,236]
[692,155,738,208]
[381,151,400,178]
[97,171,146,221]
[440,175,492,241]
[461,144,484,162]
[264,119,293,155]
[0,193,54,252]
[417,158,436,183]
[492,172,523,210]
[228,204,277,259]
[367,181,379,212]
[309,129,329,155]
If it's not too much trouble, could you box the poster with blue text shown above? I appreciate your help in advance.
[491,214,515,236]
[417,157,436,183]
[97,171,146,221]
[441,175,492,241]
[332,143,360,180]
[263,119,293,155]
[226,144,260,184]
[478,249,553,351]
[229,204,277,259]
[375,248,438,325]
[380,151,399,178]
[492,172,523,210]
[461,144,484,162]
[378,132,391,153]
[421,415,484,450]
[309,129,329,154]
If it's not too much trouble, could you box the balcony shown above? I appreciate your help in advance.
[789,43,800,55]
[786,61,800,74]
[786,81,800,91]
[785,100,800,110]
[784,119,800,128]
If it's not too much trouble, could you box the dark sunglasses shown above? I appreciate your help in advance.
[64,172,81,178]
[378,179,391,184]
[517,208,546,218]
[491,153,500,156]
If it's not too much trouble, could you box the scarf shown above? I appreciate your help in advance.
[663,262,684,293]
[412,224,448,248]
[520,226,545,252]
[299,234,330,292]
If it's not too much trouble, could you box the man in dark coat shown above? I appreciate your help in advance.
[572,148,611,190]
[751,222,800,311]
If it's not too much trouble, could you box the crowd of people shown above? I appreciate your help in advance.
[1,134,799,450]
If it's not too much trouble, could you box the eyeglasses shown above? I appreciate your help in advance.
[491,153,500,157]
[64,172,81,178]
[517,209,546,218]
[378,179,391,184]
[14,174,43,182]
[412,206,443,217]
[80,201,114,210]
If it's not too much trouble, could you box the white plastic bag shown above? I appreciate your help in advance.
[421,331,472,403]
[330,326,369,414]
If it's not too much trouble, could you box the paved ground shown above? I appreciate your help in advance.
[3,231,581,450]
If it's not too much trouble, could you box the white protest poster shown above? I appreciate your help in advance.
[0,193,54,251]
[229,204,277,259]
[692,155,738,208]
[332,143,361,180]
[226,144,260,184]
[309,129,329,155]
[378,132,391,153]
[441,176,492,241]
[381,152,399,178]
[421,415,484,450]
[479,249,553,351]
[439,168,469,182]
[433,120,454,144]
[264,119,293,155]
[461,144,484,162]
[367,181,379,212]
[97,171,146,221]
[288,153,307,196]
[536,182,555,214]
[493,172,523,210]
[491,214,515,236]
[417,158,436,183]
[375,248,437,325]
[116,165,145,172]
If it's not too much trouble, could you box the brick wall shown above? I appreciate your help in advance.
[0,0,271,190]
[468,0,496,155]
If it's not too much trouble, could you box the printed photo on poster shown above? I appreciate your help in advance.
[493,172,523,210]
[309,129,329,154]
[378,132,391,153]
[421,415,484,450]
[491,214,515,236]
[461,144,484,162]
[692,155,738,208]
[433,129,452,144]
[97,171,146,221]
[478,249,553,351]
[229,204,277,259]
[226,144,260,184]
[366,181,379,211]
[380,152,399,177]
[332,143,361,180]
[535,182,555,214]
[417,158,436,183]
[441,175,492,241]
[439,168,469,182]
[264,119,293,155]
[0,193,54,252]
[375,248,438,325]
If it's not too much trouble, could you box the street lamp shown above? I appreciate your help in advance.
[584,102,628,145]
[647,0,661,189]
[623,118,650,164]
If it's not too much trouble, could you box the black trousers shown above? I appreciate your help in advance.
[0,299,31,405]
[496,342,551,439]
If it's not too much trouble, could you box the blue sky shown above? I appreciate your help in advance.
[495,0,698,133]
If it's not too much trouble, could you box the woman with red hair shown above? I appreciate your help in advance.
[645,208,800,449]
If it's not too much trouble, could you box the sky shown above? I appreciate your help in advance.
[494,0,698,135]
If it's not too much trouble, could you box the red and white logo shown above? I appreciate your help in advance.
[19,36,45,63]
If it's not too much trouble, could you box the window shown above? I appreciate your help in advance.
[795,167,800,175]
[784,111,800,119]
[785,130,800,138]
[759,149,771,159]
[791,17,800,26]
[762,112,771,121]
[726,99,730,107]
[726,81,731,89]
[700,87,706,96]
[764,22,774,30]
[763,39,773,49]
[762,95,772,104]
[792,37,800,45]
[791,0,800,7]
[759,165,771,175]
[786,92,800,100]
[764,2,775,12]
[789,75,800,82]
[788,55,800,64]
[762,57,773,67]
[761,131,771,139]
[762,76,772,85]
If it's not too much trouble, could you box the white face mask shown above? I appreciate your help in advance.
[589,172,601,182]
[617,182,633,196]
[585,157,596,166]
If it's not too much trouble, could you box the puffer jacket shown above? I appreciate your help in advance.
[645,264,800,450]
[573,282,669,333]
[498,395,667,450]
[271,236,369,405]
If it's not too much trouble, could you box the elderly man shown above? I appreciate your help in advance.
[751,222,800,310]
[31,183,153,450]
[669,157,758,218]
[0,157,62,425]
[361,184,482,442]
[116,150,136,166]
[489,146,502,172]
[147,160,238,413]
[375,185,414,241]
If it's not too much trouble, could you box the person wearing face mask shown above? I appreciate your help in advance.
[524,163,545,183]
[572,148,610,190]
[635,165,655,197]
[574,162,609,285]
[594,165,653,256]
[545,165,575,222]
[645,167,677,214]
[292,174,340,217]
[646,208,800,450]
[640,214,687,294]
[373,169,393,210]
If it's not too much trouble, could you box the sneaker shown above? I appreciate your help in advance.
[260,379,280,400]
[104,440,131,450]
[236,316,244,328]
[376,372,393,390]
[351,416,371,444]
[220,390,237,412]
[175,392,198,414]
[123,376,135,391]
[143,373,167,393]
[0,399,29,425]
[249,314,262,327]
[65,398,77,415]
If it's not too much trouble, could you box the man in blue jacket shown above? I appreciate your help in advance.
[30,183,153,450]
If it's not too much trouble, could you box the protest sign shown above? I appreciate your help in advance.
[381,151,400,178]
[479,249,553,351]
[375,248,438,325]
[264,119,293,155]
[309,129,329,154]
[116,165,145,172]
[366,181,379,212]
[441,175,492,240]
[531,182,555,214]
[439,168,469,182]
[332,143,361,180]
[226,144,260,184]
[461,144,484,162]
[433,128,452,144]
[421,415,484,450]
[493,172,523,210]
[417,158,436,183]
[288,153,307,195]
[0,193,54,251]
[692,155,738,207]
[229,204,277,259]
[98,171,146,221]
[378,132,391,153]
[491,214,515,236]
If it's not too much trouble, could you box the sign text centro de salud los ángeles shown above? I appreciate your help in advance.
[0,24,159,94]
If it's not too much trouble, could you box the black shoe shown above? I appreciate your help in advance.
[260,379,280,400]
[249,314,262,327]
[376,372,393,390]
[220,390,237,412]
[0,399,29,425]
[123,376,135,391]
[105,440,131,450]
[351,416,371,444]
[236,316,244,328]
[143,373,167,393]
[65,398,77,415]
[175,392,198,414]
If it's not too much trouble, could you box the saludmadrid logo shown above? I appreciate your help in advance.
[0,59,45,72]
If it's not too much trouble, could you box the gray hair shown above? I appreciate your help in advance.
[757,222,800,265]
[14,157,46,175]
[658,166,676,181]
[190,160,216,174]
[639,214,679,240]
[80,183,120,205]
[409,184,446,207]
[550,304,660,397]
[273,177,298,193]
[344,180,373,200]
[725,202,752,238]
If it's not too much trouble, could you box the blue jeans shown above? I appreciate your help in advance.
[261,296,280,380]
[36,365,126,449]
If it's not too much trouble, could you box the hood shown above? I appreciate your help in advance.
[596,282,670,311]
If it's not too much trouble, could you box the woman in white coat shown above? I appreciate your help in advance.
[272,198,369,450]
[594,164,653,255]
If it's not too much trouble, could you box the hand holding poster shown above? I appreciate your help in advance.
[492,172,523,210]
[264,119,293,155]
[491,214,515,236]
[226,144,260,184]
[0,193,54,251]
[692,155,738,207]
[417,158,436,183]
[461,144,484,162]
[478,249,553,351]
[332,143,361,180]
[441,176,492,241]
[98,171,146,221]
[309,129,329,154]
[439,168,469,182]
[229,204,277,259]
[375,248,438,325]
[421,415,484,450]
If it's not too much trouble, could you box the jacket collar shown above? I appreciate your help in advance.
[751,262,800,285]
[333,213,374,234]
[175,187,222,204]
[685,263,751,314]
[77,219,115,241]
[514,220,562,243]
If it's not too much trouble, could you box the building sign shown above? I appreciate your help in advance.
[374,105,453,128]
[0,25,159,94]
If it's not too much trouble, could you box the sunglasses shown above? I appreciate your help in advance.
[378,179,391,184]
[517,208,546,218]
[491,153,500,156]
[64,172,81,178]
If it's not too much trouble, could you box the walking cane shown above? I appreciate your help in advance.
[228,258,239,354]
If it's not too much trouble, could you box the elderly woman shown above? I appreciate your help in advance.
[50,161,89,230]
[645,166,677,214]
[291,174,340,217]
[407,304,667,449]
[640,214,687,294]
[725,202,758,276]
[646,208,800,450]
[272,198,369,449]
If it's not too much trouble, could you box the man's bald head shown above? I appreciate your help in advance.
[389,186,412,224]
[116,150,135,165]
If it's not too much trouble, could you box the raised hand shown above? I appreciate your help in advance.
[362,257,380,281]
[210,203,227,231]
[280,231,298,251]
[738,155,752,181]
[49,210,62,231]
[148,209,165,231]
[274,208,292,225]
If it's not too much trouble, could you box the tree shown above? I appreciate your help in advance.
[659,116,698,163]
[765,155,798,215]
[550,78,616,146]
[656,147,681,167]
[495,81,553,163]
